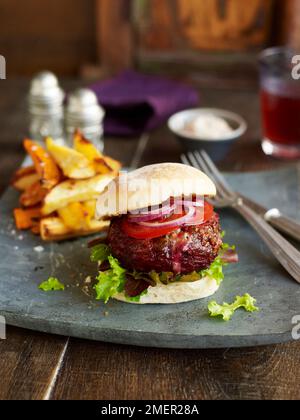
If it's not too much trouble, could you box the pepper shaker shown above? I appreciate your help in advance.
[28,71,65,143]
[65,88,105,151]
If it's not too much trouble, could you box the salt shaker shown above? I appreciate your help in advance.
[65,88,105,151]
[28,71,65,143]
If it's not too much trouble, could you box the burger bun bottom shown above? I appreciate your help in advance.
[113,276,219,305]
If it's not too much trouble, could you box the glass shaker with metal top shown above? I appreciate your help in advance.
[65,88,105,151]
[28,71,65,143]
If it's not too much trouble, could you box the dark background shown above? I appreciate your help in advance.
[0,0,299,78]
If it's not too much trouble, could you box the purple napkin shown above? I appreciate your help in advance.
[90,70,199,137]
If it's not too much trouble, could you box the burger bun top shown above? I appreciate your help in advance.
[96,163,216,220]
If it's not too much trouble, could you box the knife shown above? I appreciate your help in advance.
[240,194,300,242]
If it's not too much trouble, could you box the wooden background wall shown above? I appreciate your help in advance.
[0,0,97,76]
[135,0,273,51]
[0,0,300,76]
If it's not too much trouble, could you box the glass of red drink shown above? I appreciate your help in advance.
[260,47,300,159]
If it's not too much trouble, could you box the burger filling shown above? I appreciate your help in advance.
[90,199,237,303]
[108,213,222,275]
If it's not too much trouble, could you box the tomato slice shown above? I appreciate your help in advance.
[204,201,214,221]
[122,209,186,240]
[122,202,215,240]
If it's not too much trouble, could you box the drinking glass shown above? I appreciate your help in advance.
[259,47,300,159]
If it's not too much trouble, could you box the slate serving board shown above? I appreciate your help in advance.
[0,166,299,349]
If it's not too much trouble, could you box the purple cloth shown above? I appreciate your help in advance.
[90,70,199,137]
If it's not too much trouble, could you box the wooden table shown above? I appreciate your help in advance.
[0,78,299,400]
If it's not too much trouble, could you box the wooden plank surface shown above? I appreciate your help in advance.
[0,78,299,400]
[0,327,68,400]
[51,339,300,400]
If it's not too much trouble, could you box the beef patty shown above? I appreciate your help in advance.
[108,213,222,274]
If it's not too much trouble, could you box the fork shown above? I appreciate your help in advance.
[181,150,300,284]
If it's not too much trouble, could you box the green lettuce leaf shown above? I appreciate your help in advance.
[200,242,236,286]
[90,244,110,263]
[91,245,151,303]
[220,242,236,252]
[208,293,259,321]
[39,277,65,291]
[200,256,225,286]
[94,256,126,303]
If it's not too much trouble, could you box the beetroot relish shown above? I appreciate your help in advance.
[124,276,149,298]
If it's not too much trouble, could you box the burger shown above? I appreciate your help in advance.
[91,163,237,305]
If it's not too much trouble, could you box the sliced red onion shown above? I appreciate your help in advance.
[184,208,205,226]
[175,199,204,208]
[128,198,206,229]
[128,202,176,223]
[137,205,195,229]
[174,200,205,226]
[220,249,239,264]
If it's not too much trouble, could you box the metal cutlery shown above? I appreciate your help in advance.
[239,194,300,242]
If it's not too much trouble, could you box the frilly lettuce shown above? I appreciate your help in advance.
[200,256,225,286]
[208,293,259,321]
[39,277,65,291]
[94,256,126,303]
[93,252,149,303]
